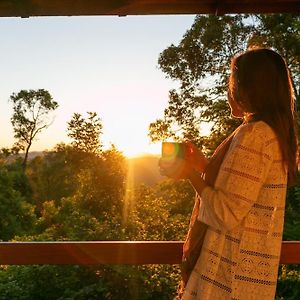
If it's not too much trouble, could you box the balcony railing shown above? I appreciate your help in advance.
[0,241,299,265]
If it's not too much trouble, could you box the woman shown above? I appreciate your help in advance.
[161,48,298,300]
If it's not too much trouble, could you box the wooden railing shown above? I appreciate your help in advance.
[0,241,299,265]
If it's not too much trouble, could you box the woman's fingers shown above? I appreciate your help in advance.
[159,142,207,179]
[185,142,208,172]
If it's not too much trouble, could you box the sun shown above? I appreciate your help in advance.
[101,118,213,159]
[121,141,161,158]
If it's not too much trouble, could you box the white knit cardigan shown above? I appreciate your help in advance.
[183,121,287,300]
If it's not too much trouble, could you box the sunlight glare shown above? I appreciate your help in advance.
[114,122,213,158]
[123,159,135,225]
[123,142,161,158]
[104,138,161,158]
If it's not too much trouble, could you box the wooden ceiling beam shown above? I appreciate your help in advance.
[0,0,299,18]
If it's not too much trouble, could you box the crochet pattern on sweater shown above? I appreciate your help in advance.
[183,121,287,300]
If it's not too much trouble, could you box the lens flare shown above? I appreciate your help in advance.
[161,142,188,178]
[162,142,183,161]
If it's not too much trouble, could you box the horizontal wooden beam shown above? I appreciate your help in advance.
[0,241,183,265]
[0,0,299,18]
[279,241,300,264]
[0,241,299,265]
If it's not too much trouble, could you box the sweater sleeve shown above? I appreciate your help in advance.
[198,122,274,232]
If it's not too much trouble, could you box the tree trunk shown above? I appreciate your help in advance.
[22,144,31,172]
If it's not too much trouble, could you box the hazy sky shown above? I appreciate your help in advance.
[0,15,196,157]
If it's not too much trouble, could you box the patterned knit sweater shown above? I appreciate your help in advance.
[182,121,287,300]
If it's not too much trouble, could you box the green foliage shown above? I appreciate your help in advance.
[29,145,126,241]
[277,182,300,299]
[283,186,300,241]
[0,265,110,300]
[1,147,191,299]
[121,180,194,241]
[105,265,181,300]
[9,89,58,170]
[0,168,190,299]
[27,144,90,209]
[67,112,103,154]
[5,158,33,200]
[276,265,300,300]
[0,167,36,240]
[0,264,180,300]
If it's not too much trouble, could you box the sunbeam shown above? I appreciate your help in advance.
[123,159,135,226]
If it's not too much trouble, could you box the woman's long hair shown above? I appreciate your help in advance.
[229,48,298,185]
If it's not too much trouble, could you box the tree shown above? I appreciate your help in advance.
[9,89,58,171]
[149,14,300,153]
[27,143,87,209]
[0,167,36,240]
[67,112,103,154]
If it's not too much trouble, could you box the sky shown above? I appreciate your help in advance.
[0,15,196,157]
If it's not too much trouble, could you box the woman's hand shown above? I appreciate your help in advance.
[159,157,193,180]
[185,142,208,173]
[159,142,208,180]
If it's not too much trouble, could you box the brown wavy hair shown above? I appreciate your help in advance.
[229,48,298,185]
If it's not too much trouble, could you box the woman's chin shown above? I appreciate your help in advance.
[230,110,244,119]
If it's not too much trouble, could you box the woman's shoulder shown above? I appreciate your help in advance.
[230,121,278,153]
[234,120,277,142]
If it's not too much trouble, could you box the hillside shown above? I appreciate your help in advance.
[127,155,165,186]
[5,151,44,163]
[5,152,164,186]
